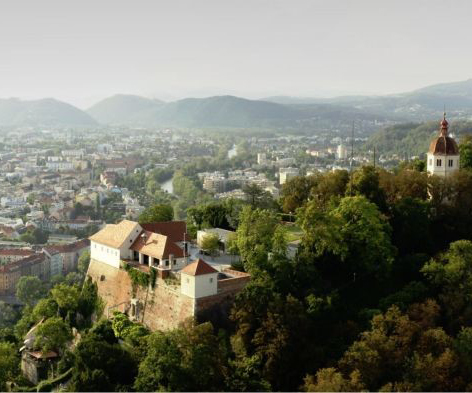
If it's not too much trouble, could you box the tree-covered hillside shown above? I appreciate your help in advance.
[0,98,97,127]
[365,120,472,157]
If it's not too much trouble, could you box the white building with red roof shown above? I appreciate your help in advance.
[89,220,187,270]
[180,259,219,298]
[87,221,251,329]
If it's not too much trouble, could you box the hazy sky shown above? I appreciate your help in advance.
[1,0,472,107]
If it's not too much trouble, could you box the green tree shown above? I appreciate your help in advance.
[0,301,19,328]
[351,165,387,211]
[314,300,463,391]
[422,240,472,331]
[280,175,318,213]
[390,197,432,255]
[78,250,90,276]
[460,135,472,170]
[50,284,80,316]
[26,192,36,205]
[303,368,364,392]
[0,342,19,391]
[32,298,59,322]
[34,316,72,353]
[138,203,174,224]
[16,276,45,307]
[231,279,310,391]
[235,207,280,270]
[200,233,220,256]
[134,321,226,392]
[64,272,83,286]
[242,183,274,209]
[298,196,395,275]
[69,330,138,392]
[311,169,349,204]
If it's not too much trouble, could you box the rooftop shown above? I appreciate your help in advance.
[181,258,218,276]
[89,220,139,248]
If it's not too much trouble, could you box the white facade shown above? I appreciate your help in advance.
[257,153,267,165]
[427,153,459,177]
[336,144,349,160]
[90,221,142,268]
[91,241,121,268]
[180,271,218,299]
[279,167,299,185]
[46,161,74,171]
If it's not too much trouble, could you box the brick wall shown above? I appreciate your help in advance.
[87,259,194,331]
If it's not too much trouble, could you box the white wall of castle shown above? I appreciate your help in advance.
[91,241,121,268]
[181,272,218,299]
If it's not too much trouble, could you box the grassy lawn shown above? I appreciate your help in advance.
[284,224,303,242]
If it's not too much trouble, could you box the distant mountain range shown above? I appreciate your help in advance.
[1,79,472,128]
[0,98,97,127]
[265,79,472,121]
[87,94,165,125]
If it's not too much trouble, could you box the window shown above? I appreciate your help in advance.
[173,260,176,265]
[448,159,454,167]
[429,159,432,166]
[165,260,169,266]
[437,159,442,167]
[209,277,213,283]
[186,278,190,283]
[130,239,132,242]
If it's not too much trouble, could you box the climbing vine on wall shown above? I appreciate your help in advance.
[123,262,150,288]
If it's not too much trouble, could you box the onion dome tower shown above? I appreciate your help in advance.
[427,112,460,176]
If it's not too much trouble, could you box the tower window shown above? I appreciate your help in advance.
[448,159,454,167]
[436,159,442,167]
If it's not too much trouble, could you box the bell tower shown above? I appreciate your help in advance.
[427,112,460,177]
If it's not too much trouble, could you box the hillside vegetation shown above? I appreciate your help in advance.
[0,98,97,127]
[365,120,472,157]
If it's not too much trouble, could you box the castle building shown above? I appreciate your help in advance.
[87,219,250,331]
[427,113,460,177]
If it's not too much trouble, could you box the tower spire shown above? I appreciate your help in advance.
[440,108,448,137]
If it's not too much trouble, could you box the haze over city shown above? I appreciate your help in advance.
[3,2,472,392]
[1,0,472,107]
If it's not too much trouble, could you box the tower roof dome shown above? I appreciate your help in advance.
[429,113,459,155]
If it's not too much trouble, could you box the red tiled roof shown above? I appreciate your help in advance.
[141,221,188,242]
[429,136,459,155]
[44,239,90,254]
[0,249,35,257]
[181,259,218,276]
[0,253,45,273]
[130,231,184,259]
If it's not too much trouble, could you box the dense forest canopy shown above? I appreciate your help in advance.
[5,164,472,391]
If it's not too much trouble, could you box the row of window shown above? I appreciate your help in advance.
[93,243,118,256]
[185,277,214,283]
[429,158,454,167]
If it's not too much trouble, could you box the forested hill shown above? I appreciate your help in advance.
[364,120,472,157]
[88,94,390,128]
[87,94,165,125]
[0,98,97,127]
